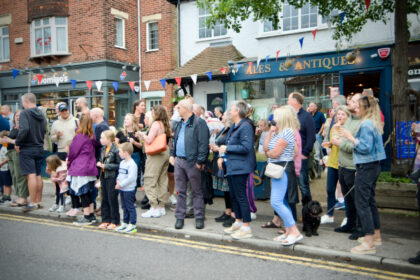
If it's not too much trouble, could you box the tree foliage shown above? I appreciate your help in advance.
[197,0,420,42]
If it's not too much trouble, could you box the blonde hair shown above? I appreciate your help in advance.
[273,105,300,132]
[123,113,140,136]
[358,96,383,134]
[145,111,154,126]
[101,130,115,142]
[46,154,62,172]
[119,142,133,155]
[334,105,350,117]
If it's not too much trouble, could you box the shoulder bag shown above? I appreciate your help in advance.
[264,161,288,179]
[145,122,167,155]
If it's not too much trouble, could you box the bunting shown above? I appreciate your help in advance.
[12,69,19,79]
[175,77,182,86]
[128,81,135,92]
[144,80,151,90]
[275,50,280,62]
[86,81,92,90]
[160,79,166,89]
[299,37,304,49]
[95,81,102,91]
[37,74,44,84]
[70,79,77,89]
[112,81,119,92]
[312,29,318,40]
[206,71,212,81]
[189,75,196,85]
[220,67,227,74]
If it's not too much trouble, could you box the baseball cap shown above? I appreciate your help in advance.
[58,103,68,111]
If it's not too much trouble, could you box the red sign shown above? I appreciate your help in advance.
[378,48,390,60]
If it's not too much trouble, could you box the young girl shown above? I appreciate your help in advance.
[97,130,121,229]
[46,154,69,213]
[0,136,12,204]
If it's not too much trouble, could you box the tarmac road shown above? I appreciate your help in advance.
[1,213,417,280]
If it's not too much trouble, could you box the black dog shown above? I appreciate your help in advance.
[301,196,323,237]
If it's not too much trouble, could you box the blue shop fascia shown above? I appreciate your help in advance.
[223,46,392,170]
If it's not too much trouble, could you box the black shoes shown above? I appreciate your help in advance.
[222,217,235,228]
[349,229,364,240]
[408,252,420,265]
[334,226,355,233]
[215,213,231,222]
[140,195,150,210]
[175,219,184,229]
[196,218,204,229]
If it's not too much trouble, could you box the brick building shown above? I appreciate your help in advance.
[0,0,177,127]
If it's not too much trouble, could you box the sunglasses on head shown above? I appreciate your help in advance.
[361,96,371,107]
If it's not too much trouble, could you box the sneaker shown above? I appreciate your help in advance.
[250,212,257,220]
[0,196,11,204]
[107,223,118,230]
[124,224,137,234]
[222,216,235,228]
[98,223,109,229]
[231,228,253,240]
[224,223,242,234]
[159,207,166,216]
[215,213,230,223]
[116,223,128,232]
[320,215,334,224]
[335,201,346,210]
[141,208,161,218]
[67,208,80,217]
[49,204,59,212]
[73,216,94,226]
[169,194,177,205]
[22,204,39,213]
[57,205,65,213]
[89,215,97,223]
[340,217,348,228]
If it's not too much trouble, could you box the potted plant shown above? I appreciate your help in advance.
[241,82,251,99]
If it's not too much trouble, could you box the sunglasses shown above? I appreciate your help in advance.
[361,96,371,107]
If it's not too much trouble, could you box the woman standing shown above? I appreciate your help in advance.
[138,105,171,218]
[320,106,350,224]
[68,115,99,226]
[219,101,255,240]
[341,95,386,254]
[264,105,303,246]
[133,100,146,130]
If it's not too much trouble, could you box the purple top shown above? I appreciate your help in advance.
[68,133,98,177]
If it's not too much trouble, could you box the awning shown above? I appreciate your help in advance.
[165,44,244,83]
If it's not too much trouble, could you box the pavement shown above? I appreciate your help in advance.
[1,176,420,273]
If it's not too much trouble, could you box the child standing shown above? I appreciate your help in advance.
[0,140,13,204]
[46,154,69,212]
[97,130,121,230]
[115,142,138,234]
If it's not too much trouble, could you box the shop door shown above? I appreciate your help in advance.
[342,71,380,98]
[207,93,223,114]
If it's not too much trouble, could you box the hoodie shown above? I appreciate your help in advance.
[15,107,47,151]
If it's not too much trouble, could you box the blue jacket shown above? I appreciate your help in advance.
[353,120,386,164]
[297,108,316,157]
[225,119,256,176]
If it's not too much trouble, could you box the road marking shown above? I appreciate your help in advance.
[0,213,418,280]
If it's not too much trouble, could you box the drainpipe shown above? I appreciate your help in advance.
[137,0,142,100]
[177,0,181,67]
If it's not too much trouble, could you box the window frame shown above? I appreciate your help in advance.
[30,17,68,57]
[0,26,10,62]
[198,5,228,40]
[114,16,125,49]
[146,21,159,52]
[146,98,162,111]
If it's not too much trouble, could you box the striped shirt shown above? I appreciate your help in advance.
[267,128,295,163]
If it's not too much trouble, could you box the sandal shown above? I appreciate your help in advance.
[357,236,382,246]
[10,201,27,207]
[277,229,285,234]
[350,242,376,255]
[261,221,282,228]
[282,234,303,246]
[273,234,288,242]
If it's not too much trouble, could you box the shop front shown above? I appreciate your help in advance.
[0,60,139,128]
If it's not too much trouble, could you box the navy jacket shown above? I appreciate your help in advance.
[225,119,256,176]
[297,108,316,157]
[170,114,209,167]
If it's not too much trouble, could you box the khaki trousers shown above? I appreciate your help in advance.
[143,147,169,208]
[7,149,29,198]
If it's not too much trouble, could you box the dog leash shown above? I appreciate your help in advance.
[325,184,356,215]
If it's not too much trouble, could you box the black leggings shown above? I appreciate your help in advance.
[80,192,93,208]
[224,191,232,209]
[71,193,81,209]
[55,184,65,206]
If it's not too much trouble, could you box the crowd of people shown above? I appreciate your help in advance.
[0,90,388,254]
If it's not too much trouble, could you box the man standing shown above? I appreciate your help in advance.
[1,105,13,130]
[91,107,109,159]
[50,103,78,160]
[15,93,47,212]
[288,92,316,200]
[169,99,209,230]
[308,102,326,143]
[268,104,279,122]
[75,97,90,118]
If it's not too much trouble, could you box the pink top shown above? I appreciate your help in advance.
[143,121,164,144]
[294,129,302,177]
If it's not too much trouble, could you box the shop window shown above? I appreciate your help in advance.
[115,17,125,48]
[0,26,10,61]
[147,22,158,51]
[31,17,68,56]
[198,5,227,39]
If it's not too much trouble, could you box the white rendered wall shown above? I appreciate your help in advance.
[192,80,223,109]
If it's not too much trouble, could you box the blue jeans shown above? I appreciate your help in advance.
[326,167,339,216]
[270,173,295,228]
[315,134,324,160]
[120,190,137,224]
[298,159,311,201]
[227,174,251,223]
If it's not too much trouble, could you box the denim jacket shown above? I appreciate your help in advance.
[353,120,386,164]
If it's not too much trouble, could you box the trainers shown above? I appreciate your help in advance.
[116,223,128,232]
[98,222,109,229]
[124,224,137,234]
[231,228,253,240]
[107,223,118,230]
[250,212,257,220]
[340,217,348,227]
[159,207,166,216]
[89,215,97,223]
[0,196,11,204]
[335,201,346,210]
[224,223,242,234]
[22,204,39,213]
[49,204,59,212]
[57,205,65,213]
[67,208,80,217]
[141,208,161,218]
[73,216,93,226]
[320,215,334,224]
[169,194,177,205]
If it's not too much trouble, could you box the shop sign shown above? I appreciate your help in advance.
[408,67,420,77]
[32,74,69,85]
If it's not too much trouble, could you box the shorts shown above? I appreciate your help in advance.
[19,149,44,176]
[0,170,12,186]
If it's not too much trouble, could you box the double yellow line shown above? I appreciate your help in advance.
[0,213,418,280]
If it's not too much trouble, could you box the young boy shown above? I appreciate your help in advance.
[0,133,12,204]
[115,142,138,234]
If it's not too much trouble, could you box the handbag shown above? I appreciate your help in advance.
[145,122,167,155]
[264,161,288,179]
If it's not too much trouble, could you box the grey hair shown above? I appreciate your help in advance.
[77,97,88,106]
[21,93,37,104]
[259,118,269,126]
[332,95,346,106]
[91,107,104,117]
[179,99,193,112]
[232,101,248,119]
[214,106,223,114]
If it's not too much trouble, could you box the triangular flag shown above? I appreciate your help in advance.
[220,67,227,74]
[95,81,102,91]
[160,79,166,89]
[70,79,77,89]
[365,0,370,11]
[55,77,60,87]
[206,71,212,81]
[276,50,280,62]
[232,69,236,75]
[256,57,262,68]
[236,64,243,72]
[37,74,44,84]
[144,80,151,91]
[339,12,346,23]
[265,55,270,64]
[134,86,140,93]
[86,81,92,90]
[128,81,135,92]
[312,29,318,40]
[12,69,19,79]
[112,81,119,92]
[299,37,304,49]
[189,75,196,85]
